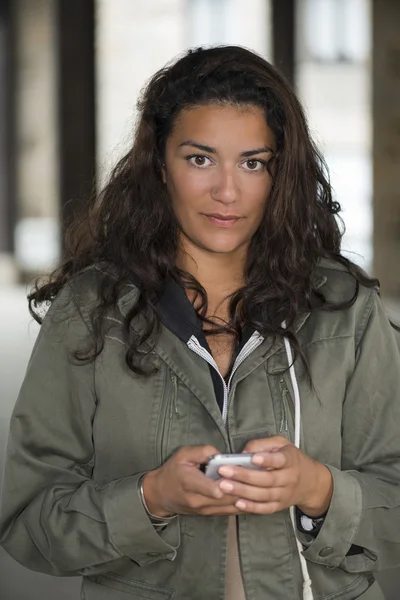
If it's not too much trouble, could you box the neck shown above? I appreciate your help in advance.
[176,236,247,318]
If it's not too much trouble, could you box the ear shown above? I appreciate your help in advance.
[161,164,167,184]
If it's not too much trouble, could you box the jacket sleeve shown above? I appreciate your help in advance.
[297,289,400,573]
[0,285,180,577]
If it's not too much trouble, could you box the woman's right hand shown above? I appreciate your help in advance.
[142,446,241,518]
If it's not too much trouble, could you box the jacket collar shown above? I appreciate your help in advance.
[311,271,327,292]
[117,271,328,337]
[155,276,203,344]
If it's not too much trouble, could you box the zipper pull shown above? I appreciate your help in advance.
[279,377,288,395]
[279,378,289,432]
[170,374,179,418]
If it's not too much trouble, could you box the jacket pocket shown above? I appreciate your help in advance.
[85,573,173,599]
[311,572,373,600]
[355,579,385,600]
[279,376,294,441]
[156,371,178,466]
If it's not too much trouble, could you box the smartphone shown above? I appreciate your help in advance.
[205,453,261,480]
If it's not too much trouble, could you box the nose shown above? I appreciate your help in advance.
[211,166,239,205]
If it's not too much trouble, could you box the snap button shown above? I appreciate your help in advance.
[319,547,333,558]
[146,552,161,558]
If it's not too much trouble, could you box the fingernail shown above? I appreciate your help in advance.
[252,455,264,465]
[219,466,234,477]
[236,500,246,509]
[220,481,234,492]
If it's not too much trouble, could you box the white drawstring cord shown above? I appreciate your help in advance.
[282,322,314,600]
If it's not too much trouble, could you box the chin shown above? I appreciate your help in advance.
[198,238,248,255]
[180,227,251,255]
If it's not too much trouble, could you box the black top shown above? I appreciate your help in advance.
[155,276,254,411]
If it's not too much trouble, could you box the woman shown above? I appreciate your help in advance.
[1,45,399,600]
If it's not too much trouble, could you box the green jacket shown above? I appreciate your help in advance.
[1,259,399,600]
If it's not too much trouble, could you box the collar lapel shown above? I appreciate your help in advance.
[117,285,229,441]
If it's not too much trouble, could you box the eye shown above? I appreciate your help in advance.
[242,159,266,172]
[186,155,213,168]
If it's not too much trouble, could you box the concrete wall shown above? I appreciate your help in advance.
[13,0,60,273]
[372,0,400,297]
[297,0,372,271]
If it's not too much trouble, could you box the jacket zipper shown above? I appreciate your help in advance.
[187,331,264,425]
[158,372,178,464]
[279,377,294,439]
[188,332,264,600]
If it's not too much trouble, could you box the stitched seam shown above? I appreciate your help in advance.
[319,574,365,600]
[230,427,271,438]
[317,265,349,273]
[303,334,353,349]
[93,264,118,279]
[347,470,392,505]
[66,283,94,335]
[269,335,353,363]
[104,572,173,594]
[105,334,129,348]
[283,512,302,600]
[104,316,124,325]
[64,283,98,420]
[355,289,376,350]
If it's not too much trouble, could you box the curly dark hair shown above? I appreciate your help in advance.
[29,45,378,374]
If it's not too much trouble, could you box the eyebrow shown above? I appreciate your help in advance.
[179,140,274,157]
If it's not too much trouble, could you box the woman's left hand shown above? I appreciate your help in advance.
[218,436,333,517]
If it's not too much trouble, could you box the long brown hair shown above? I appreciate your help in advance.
[29,45,378,373]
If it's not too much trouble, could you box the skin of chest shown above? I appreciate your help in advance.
[204,332,236,378]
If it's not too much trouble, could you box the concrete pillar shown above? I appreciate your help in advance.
[55,0,96,240]
[96,0,186,177]
[372,0,400,297]
[271,0,295,85]
[0,0,17,283]
[13,0,59,274]
[12,0,95,272]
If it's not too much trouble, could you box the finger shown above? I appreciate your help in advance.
[176,445,221,467]
[234,499,283,514]
[180,466,226,500]
[183,489,239,511]
[180,479,242,511]
[181,464,251,501]
[243,436,291,454]
[251,450,288,470]
[218,465,284,488]
[218,479,282,503]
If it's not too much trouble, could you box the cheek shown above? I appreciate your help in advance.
[247,177,273,215]
[168,171,209,211]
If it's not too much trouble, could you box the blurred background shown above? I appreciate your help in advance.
[1,0,400,598]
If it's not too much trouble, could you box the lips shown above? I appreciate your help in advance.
[205,213,242,220]
[203,213,242,228]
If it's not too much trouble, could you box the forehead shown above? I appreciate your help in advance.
[168,103,275,150]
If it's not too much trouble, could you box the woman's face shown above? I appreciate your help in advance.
[163,103,276,258]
